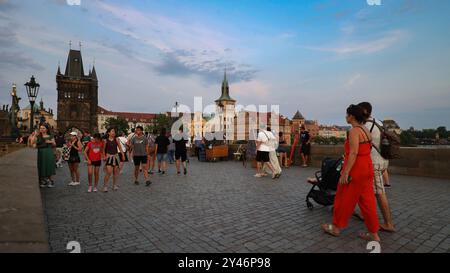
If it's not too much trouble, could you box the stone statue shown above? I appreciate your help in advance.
[8,83,21,137]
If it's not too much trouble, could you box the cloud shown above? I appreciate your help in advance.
[0,0,16,11]
[0,25,16,47]
[94,1,258,83]
[232,80,270,100]
[346,73,361,87]
[0,51,45,70]
[154,50,258,83]
[304,30,408,55]
[278,32,297,40]
[0,22,45,72]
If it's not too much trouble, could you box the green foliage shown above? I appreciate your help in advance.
[103,117,129,135]
[313,136,345,145]
[408,126,449,140]
[145,114,172,134]
[400,131,417,147]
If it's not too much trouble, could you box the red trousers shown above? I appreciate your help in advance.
[333,176,379,233]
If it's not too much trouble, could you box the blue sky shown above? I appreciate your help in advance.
[1,0,449,129]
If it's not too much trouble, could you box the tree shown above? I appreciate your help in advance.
[436,126,448,139]
[422,129,437,139]
[103,117,129,135]
[400,131,417,147]
[145,114,172,134]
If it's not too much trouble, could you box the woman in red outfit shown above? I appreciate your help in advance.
[322,105,381,242]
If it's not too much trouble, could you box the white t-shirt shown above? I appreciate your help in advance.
[257,130,275,152]
[117,136,128,153]
[127,133,135,141]
[365,118,389,166]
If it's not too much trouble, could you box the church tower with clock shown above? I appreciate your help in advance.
[56,47,98,133]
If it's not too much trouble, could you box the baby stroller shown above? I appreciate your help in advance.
[306,157,343,210]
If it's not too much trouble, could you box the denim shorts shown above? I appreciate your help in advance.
[157,153,168,162]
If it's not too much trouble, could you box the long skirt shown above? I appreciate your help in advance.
[263,151,282,174]
[38,147,56,178]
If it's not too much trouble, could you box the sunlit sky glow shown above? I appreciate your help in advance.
[1,0,449,129]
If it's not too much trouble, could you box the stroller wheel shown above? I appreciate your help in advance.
[306,201,314,210]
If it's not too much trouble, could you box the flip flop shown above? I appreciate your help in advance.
[358,232,380,242]
[322,224,340,237]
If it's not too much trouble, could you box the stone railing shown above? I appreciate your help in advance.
[0,143,24,157]
[227,144,450,180]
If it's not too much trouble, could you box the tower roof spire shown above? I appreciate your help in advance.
[91,64,97,80]
[64,48,85,78]
[215,69,235,103]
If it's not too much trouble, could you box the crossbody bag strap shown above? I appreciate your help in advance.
[370,119,376,133]
[356,126,371,143]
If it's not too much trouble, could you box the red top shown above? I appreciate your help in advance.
[87,141,104,161]
[342,135,374,183]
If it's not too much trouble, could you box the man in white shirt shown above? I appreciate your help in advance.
[263,127,282,178]
[359,102,396,233]
[255,126,277,178]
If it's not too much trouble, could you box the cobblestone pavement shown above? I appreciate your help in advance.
[42,157,450,253]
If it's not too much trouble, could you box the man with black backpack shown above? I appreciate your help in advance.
[358,102,396,233]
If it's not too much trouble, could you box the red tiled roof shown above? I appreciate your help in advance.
[98,106,157,121]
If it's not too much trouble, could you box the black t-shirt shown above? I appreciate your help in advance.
[70,139,80,157]
[55,135,65,148]
[300,131,310,145]
[155,135,170,154]
[173,133,188,152]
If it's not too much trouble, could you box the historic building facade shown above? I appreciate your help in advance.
[56,49,98,133]
[291,110,306,133]
[233,111,292,144]
[19,99,56,132]
[97,106,158,134]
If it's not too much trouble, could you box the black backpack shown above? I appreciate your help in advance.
[370,119,401,160]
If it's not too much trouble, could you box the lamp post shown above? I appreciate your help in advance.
[174,101,179,117]
[25,76,40,133]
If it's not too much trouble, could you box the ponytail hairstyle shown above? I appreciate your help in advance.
[346,104,367,124]
[358,102,372,122]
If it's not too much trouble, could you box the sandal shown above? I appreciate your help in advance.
[321,224,340,237]
[358,232,380,242]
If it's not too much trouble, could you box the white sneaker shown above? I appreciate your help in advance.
[254,173,263,178]
[88,186,92,193]
[73,182,81,186]
[68,181,76,186]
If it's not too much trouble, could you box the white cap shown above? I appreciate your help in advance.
[70,132,78,136]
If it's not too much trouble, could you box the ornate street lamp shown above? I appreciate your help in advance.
[25,76,40,133]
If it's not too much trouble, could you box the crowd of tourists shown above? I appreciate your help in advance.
[29,101,395,243]
[29,125,190,192]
